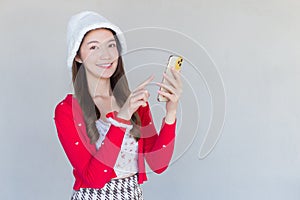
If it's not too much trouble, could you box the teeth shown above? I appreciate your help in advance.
[98,63,111,67]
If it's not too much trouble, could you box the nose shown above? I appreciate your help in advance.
[98,47,111,60]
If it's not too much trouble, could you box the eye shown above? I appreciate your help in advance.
[108,43,116,48]
[90,46,99,50]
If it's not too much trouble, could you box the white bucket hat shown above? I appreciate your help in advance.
[66,11,127,70]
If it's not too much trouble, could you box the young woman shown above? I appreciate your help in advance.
[53,11,182,200]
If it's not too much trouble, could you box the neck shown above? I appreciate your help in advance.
[87,75,112,98]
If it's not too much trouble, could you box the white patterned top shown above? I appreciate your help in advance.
[95,118,138,178]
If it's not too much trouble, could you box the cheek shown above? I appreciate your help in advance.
[82,50,98,63]
[110,48,119,59]
[78,48,89,61]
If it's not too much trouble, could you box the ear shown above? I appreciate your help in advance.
[75,55,83,63]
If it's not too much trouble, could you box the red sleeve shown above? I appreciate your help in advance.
[138,102,176,174]
[53,100,126,189]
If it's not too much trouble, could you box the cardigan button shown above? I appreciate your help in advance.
[75,142,79,145]
[104,169,108,173]
[78,123,82,127]
[162,145,166,148]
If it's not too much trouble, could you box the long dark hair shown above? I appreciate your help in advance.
[72,29,141,144]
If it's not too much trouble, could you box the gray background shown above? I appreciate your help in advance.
[1,0,300,199]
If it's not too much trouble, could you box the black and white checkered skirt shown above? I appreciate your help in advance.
[71,174,143,200]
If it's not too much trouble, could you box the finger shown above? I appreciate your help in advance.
[137,100,148,107]
[133,75,154,92]
[163,72,177,88]
[131,90,149,104]
[156,82,176,95]
[171,68,183,88]
[129,100,148,115]
[131,89,149,99]
[171,67,182,82]
[157,90,174,102]
[132,99,148,111]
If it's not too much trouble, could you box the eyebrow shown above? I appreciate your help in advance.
[87,38,116,45]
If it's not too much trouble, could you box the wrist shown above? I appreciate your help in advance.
[116,110,131,121]
[165,111,176,124]
[106,111,131,125]
[166,109,177,117]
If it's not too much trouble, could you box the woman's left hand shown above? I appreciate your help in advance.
[156,67,183,123]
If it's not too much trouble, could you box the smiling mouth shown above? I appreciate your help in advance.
[96,63,113,69]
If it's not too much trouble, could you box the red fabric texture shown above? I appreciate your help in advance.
[53,94,176,190]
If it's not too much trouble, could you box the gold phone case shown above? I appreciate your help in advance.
[157,55,183,102]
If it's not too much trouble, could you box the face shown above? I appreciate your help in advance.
[75,28,119,79]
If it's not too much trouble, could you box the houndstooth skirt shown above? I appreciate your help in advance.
[71,174,143,200]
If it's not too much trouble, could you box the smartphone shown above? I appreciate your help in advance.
[157,55,183,102]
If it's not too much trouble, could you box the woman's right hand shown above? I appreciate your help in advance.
[117,75,154,120]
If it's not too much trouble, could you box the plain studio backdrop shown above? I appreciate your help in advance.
[1,0,299,199]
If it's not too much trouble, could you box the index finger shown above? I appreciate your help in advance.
[133,75,154,92]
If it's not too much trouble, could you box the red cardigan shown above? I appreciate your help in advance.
[53,94,176,190]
